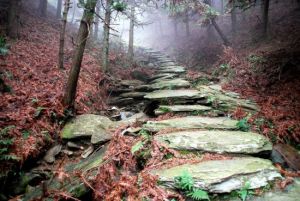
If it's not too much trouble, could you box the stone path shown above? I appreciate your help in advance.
[22,49,300,200]
[138,49,281,195]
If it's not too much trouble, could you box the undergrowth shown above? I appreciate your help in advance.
[174,171,210,200]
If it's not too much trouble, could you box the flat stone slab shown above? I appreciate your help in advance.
[60,114,114,144]
[120,91,146,99]
[155,105,212,115]
[149,73,178,81]
[150,78,190,89]
[144,89,205,100]
[143,116,238,131]
[155,130,272,154]
[151,157,281,193]
[196,85,258,112]
[158,66,186,73]
[120,79,144,87]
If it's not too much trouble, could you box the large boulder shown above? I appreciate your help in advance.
[60,114,115,144]
[154,130,272,154]
[143,116,238,131]
[151,157,281,193]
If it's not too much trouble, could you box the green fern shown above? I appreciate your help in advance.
[174,171,210,200]
[187,189,210,201]
[236,118,250,132]
[175,171,194,191]
[0,125,19,161]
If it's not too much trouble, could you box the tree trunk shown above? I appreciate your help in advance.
[7,0,21,39]
[56,0,62,19]
[39,0,47,17]
[262,0,269,37]
[71,0,76,23]
[185,12,190,37]
[173,18,178,38]
[220,0,224,14]
[102,0,112,73]
[231,0,237,36]
[94,3,100,39]
[128,6,134,63]
[58,0,70,69]
[211,19,230,46]
[63,0,97,108]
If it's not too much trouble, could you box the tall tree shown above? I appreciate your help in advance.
[128,6,135,63]
[56,0,62,18]
[184,11,190,37]
[102,0,112,73]
[39,0,47,17]
[262,0,270,37]
[94,3,100,39]
[231,0,237,36]
[7,0,21,39]
[63,0,97,108]
[58,0,70,69]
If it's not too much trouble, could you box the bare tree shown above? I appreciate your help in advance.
[231,0,237,36]
[39,0,47,17]
[94,3,100,39]
[56,0,62,18]
[63,0,97,108]
[184,12,190,37]
[128,5,135,63]
[262,0,270,37]
[58,0,71,69]
[102,0,112,73]
[7,0,21,39]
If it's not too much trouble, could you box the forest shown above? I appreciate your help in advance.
[0,0,300,200]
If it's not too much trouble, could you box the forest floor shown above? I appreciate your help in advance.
[1,3,300,201]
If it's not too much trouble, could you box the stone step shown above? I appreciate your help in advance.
[144,89,205,101]
[149,78,190,90]
[197,85,258,112]
[151,157,281,193]
[157,66,186,73]
[155,105,212,115]
[154,130,272,154]
[143,116,238,131]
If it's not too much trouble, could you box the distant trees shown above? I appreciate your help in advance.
[63,0,97,108]
[56,0,62,19]
[39,0,47,17]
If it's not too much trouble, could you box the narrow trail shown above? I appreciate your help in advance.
[21,49,300,200]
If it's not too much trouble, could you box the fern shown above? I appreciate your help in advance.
[175,171,194,191]
[236,118,250,132]
[0,125,19,161]
[175,171,210,200]
[187,189,210,201]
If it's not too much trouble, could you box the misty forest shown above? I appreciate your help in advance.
[0,0,300,200]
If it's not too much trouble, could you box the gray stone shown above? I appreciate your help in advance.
[150,78,190,90]
[60,114,114,144]
[154,130,272,154]
[144,89,205,100]
[43,144,62,163]
[120,91,147,99]
[151,157,281,193]
[143,116,238,131]
[254,179,300,201]
[196,85,258,112]
[158,66,186,73]
[155,105,212,115]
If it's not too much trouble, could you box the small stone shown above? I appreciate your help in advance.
[67,142,84,150]
[81,145,94,159]
[43,144,62,163]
